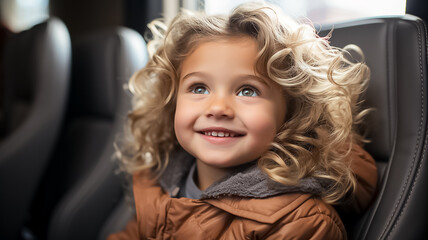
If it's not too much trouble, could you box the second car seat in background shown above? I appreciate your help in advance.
[30,27,148,240]
[0,18,71,240]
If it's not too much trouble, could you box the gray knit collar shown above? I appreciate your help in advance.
[158,148,330,199]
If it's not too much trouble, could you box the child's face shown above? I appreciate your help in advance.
[174,37,286,169]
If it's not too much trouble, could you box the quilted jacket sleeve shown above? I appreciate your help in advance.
[265,216,345,240]
[339,144,378,214]
[264,199,347,240]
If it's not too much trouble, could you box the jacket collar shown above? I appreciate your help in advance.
[158,148,331,199]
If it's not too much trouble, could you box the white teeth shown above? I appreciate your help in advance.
[203,131,236,137]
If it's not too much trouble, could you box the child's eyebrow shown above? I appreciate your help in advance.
[180,72,211,82]
[235,74,270,87]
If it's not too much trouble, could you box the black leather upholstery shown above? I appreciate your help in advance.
[38,27,148,240]
[98,196,135,240]
[0,18,71,239]
[321,15,428,239]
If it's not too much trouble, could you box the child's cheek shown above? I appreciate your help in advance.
[241,106,278,148]
[174,107,186,142]
[174,98,196,146]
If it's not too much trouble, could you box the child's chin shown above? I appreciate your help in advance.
[198,158,250,169]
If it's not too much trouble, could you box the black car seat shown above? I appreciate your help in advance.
[320,15,428,239]
[0,18,71,239]
[29,27,148,240]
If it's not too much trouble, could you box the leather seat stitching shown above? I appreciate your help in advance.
[386,20,428,239]
[378,19,424,239]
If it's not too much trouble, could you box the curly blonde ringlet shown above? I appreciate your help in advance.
[119,2,370,204]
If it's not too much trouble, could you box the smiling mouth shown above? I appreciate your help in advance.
[199,130,245,138]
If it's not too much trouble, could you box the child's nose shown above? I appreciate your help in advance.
[205,94,234,119]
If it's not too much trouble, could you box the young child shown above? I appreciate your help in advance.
[109,2,377,239]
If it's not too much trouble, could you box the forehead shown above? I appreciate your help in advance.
[187,36,258,61]
[179,36,262,80]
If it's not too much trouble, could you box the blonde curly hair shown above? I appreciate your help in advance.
[119,2,370,204]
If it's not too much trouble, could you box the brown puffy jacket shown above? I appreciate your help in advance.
[108,144,377,240]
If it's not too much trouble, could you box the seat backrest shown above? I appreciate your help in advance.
[321,15,428,239]
[0,18,71,239]
[35,27,148,240]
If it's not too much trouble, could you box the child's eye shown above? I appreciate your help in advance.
[191,85,209,94]
[237,87,258,97]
